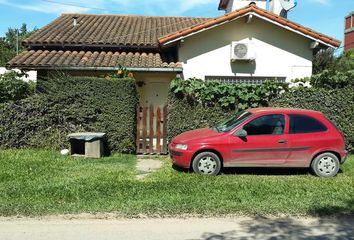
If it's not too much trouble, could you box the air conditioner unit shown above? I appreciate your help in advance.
[231,41,256,62]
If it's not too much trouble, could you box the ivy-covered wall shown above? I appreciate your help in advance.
[167,78,287,140]
[0,75,138,153]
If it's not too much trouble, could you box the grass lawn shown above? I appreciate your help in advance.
[0,149,353,217]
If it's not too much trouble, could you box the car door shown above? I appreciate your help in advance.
[285,114,329,167]
[227,114,290,166]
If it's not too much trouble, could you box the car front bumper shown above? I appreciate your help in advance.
[169,146,194,169]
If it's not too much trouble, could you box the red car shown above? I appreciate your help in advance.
[169,108,347,177]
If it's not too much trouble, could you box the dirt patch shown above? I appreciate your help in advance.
[136,157,164,180]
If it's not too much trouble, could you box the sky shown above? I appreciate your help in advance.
[0,0,353,50]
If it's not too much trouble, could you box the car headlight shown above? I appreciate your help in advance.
[175,144,188,150]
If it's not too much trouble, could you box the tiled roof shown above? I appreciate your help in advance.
[6,50,182,70]
[23,14,210,49]
[159,5,341,47]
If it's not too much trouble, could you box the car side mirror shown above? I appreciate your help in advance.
[234,129,248,138]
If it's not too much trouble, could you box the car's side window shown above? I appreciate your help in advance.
[289,114,327,134]
[243,114,285,136]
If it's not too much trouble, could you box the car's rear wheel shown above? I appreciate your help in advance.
[192,152,221,176]
[311,152,340,177]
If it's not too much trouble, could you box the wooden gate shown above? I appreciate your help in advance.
[136,105,168,154]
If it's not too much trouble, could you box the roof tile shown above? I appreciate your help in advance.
[24,14,210,48]
[7,50,182,69]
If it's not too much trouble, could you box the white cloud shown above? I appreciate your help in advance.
[307,0,330,5]
[103,0,217,15]
[0,0,218,15]
[0,0,90,13]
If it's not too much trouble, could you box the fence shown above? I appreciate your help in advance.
[136,104,168,154]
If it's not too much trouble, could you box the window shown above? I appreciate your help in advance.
[289,114,327,134]
[214,111,252,133]
[205,76,286,85]
[243,114,285,136]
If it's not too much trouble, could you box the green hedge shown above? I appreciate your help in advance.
[271,87,354,153]
[167,92,236,141]
[0,75,138,153]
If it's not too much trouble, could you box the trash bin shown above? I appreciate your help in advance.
[67,132,106,158]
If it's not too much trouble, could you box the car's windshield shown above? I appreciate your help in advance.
[213,111,253,133]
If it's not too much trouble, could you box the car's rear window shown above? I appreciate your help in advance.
[289,114,327,134]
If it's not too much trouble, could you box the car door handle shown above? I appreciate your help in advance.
[278,140,287,144]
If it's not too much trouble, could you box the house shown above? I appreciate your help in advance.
[345,11,354,51]
[0,67,37,82]
[7,0,340,109]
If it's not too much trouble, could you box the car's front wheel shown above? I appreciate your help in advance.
[311,152,340,177]
[192,152,221,176]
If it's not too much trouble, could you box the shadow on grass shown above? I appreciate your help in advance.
[172,163,345,177]
[193,214,354,240]
[308,200,354,217]
[172,164,191,173]
[222,167,310,176]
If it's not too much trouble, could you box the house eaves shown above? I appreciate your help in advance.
[6,50,183,72]
[159,5,341,48]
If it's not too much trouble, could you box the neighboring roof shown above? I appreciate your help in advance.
[23,14,210,49]
[346,11,354,18]
[159,5,341,48]
[6,50,182,71]
[218,0,230,10]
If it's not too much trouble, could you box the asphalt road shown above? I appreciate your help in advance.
[0,216,354,240]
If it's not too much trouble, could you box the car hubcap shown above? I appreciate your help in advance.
[198,156,217,175]
[317,156,337,175]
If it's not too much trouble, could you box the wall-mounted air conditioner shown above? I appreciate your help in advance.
[231,41,256,62]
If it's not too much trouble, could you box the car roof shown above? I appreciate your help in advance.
[247,107,322,115]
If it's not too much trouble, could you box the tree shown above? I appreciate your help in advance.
[312,48,334,74]
[0,38,15,66]
[333,49,354,72]
[0,23,36,66]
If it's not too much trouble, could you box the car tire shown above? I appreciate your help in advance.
[192,152,222,176]
[311,152,340,177]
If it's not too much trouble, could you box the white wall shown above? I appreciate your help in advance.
[178,16,313,82]
[0,67,37,82]
[134,72,176,108]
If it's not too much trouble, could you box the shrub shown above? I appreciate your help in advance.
[168,78,287,140]
[170,78,288,110]
[312,48,334,74]
[311,70,354,89]
[0,71,34,103]
[0,75,138,153]
[168,92,237,141]
[271,87,354,153]
[309,49,354,89]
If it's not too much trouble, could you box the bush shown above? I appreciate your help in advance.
[168,78,287,140]
[312,48,334,74]
[0,71,34,103]
[168,92,236,141]
[271,87,354,153]
[311,70,354,89]
[0,75,138,153]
